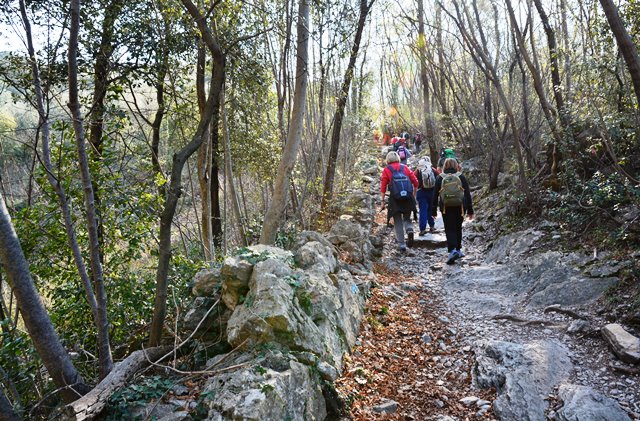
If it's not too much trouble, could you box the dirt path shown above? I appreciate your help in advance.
[337,208,640,420]
[336,214,496,420]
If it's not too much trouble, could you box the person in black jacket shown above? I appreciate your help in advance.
[431,158,474,264]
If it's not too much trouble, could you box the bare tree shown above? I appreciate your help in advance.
[441,0,528,194]
[148,0,226,346]
[18,0,113,379]
[319,0,374,220]
[417,0,439,163]
[68,0,113,378]
[260,0,310,244]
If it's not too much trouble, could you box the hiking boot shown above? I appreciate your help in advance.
[407,231,414,247]
[399,244,407,252]
[456,249,465,258]
[429,226,436,233]
[419,230,427,236]
[446,250,457,265]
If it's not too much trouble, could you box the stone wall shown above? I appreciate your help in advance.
[183,164,382,419]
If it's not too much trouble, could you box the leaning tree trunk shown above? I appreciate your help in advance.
[260,0,310,244]
[319,0,374,220]
[506,0,561,144]
[68,0,113,378]
[599,0,640,109]
[148,0,225,346]
[0,385,19,421]
[0,192,89,404]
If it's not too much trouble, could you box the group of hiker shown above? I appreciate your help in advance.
[380,146,474,265]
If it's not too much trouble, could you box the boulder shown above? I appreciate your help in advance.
[474,340,573,421]
[192,267,221,297]
[182,296,231,341]
[226,258,328,357]
[201,355,326,421]
[294,240,337,275]
[328,220,374,263]
[601,324,640,363]
[220,245,293,310]
[226,259,364,368]
[556,384,631,421]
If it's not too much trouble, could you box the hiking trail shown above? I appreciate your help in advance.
[336,183,640,420]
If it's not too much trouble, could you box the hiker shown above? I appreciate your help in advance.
[395,141,412,165]
[431,158,474,264]
[414,157,439,235]
[414,132,423,152]
[381,151,419,251]
[437,147,458,171]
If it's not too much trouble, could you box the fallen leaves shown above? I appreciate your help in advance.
[335,217,495,420]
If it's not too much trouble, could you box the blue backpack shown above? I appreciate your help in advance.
[387,164,413,200]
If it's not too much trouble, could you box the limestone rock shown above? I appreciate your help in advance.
[317,361,339,381]
[226,259,364,368]
[226,258,328,357]
[220,245,293,310]
[484,229,544,264]
[201,357,326,421]
[182,296,231,341]
[556,383,631,421]
[474,340,573,421]
[192,267,221,297]
[601,324,640,363]
[372,399,398,414]
[294,240,337,274]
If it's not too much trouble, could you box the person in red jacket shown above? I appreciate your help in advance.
[381,151,419,251]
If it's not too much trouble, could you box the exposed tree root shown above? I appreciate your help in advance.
[492,314,566,328]
[543,305,589,320]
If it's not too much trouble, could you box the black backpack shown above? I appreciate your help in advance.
[387,164,413,200]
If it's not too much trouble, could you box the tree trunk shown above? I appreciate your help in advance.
[196,41,213,260]
[319,0,373,220]
[87,0,125,267]
[599,0,640,109]
[260,0,310,244]
[532,0,568,124]
[149,0,225,346]
[19,0,109,380]
[151,18,169,199]
[506,0,561,145]
[88,0,124,157]
[443,0,528,194]
[61,346,172,421]
[0,385,20,421]
[0,192,89,404]
[68,0,113,379]
[221,91,248,246]
[417,0,438,163]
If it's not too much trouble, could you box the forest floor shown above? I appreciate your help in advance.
[336,205,640,420]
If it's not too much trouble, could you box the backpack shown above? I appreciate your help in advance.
[421,166,436,189]
[387,164,413,200]
[439,172,464,208]
[397,145,407,160]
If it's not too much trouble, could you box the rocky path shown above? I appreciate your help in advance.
[337,209,640,420]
